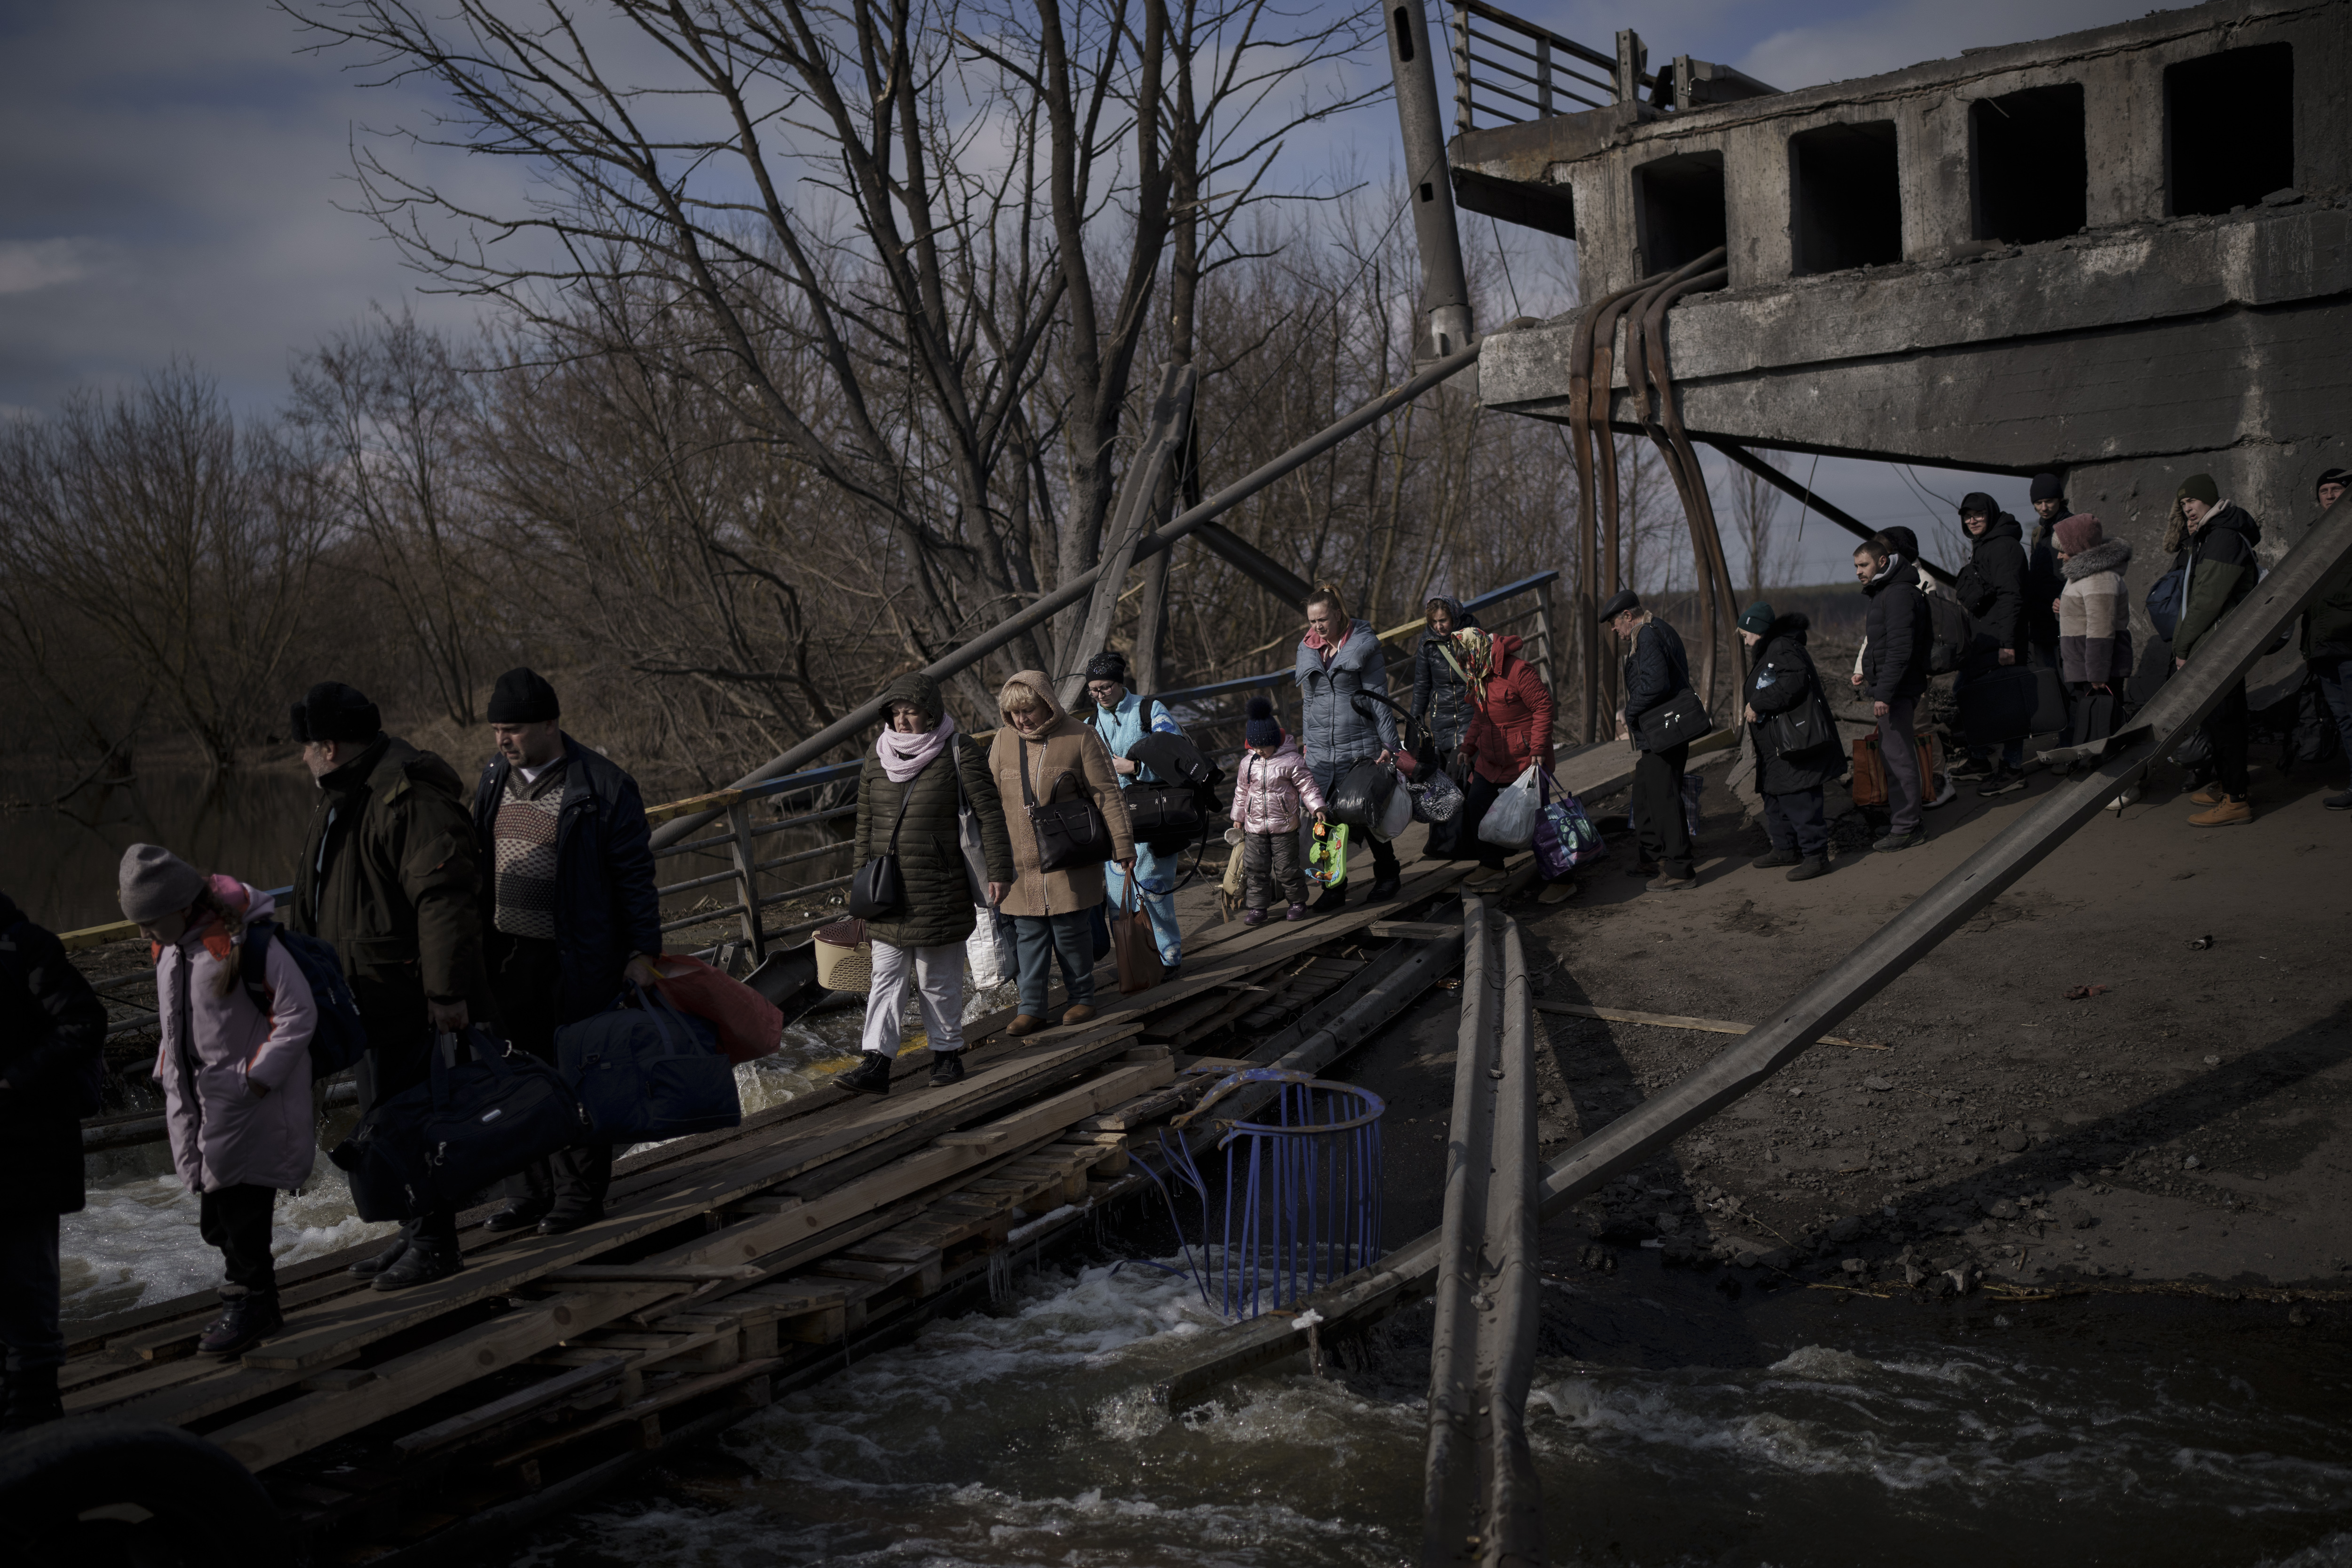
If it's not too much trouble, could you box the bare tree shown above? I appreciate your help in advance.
[289,308,496,727]
[0,369,327,772]
[1724,448,1796,605]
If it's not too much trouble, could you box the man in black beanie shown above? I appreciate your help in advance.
[288,681,492,1289]
[471,669,661,1234]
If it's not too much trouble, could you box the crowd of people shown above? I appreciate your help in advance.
[4,471,2348,1429]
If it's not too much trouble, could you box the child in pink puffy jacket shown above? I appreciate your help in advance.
[1232,699,1326,924]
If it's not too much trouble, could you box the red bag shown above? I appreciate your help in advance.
[649,954,783,1065]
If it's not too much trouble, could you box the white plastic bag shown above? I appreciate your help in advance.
[965,904,1016,989]
[1477,764,1542,850]
[1370,767,1414,841]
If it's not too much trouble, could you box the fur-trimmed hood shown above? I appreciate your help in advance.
[2061,537,2133,581]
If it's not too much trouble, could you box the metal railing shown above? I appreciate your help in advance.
[1447,0,1627,131]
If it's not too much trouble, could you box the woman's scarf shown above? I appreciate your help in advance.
[1448,627,1497,707]
[877,711,957,782]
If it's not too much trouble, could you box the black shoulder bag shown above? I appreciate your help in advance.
[848,761,926,919]
[1021,739,1113,872]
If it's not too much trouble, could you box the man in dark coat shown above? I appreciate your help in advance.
[1607,589,1700,890]
[1857,537,1932,852]
[2303,468,2352,811]
[469,668,663,1233]
[2170,474,2266,826]
[0,891,106,1430]
[289,680,493,1289]
[1738,604,1839,882]
[1953,493,2041,796]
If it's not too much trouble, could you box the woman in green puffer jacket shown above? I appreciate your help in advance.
[834,672,1014,1098]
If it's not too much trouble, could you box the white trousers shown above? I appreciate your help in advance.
[858,939,968,1058]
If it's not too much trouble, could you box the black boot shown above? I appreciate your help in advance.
[482,1201,549,1234]
[198,1291,283,1356]
[927,1051,967,1089]
[373,1239,463,1291]
[347,1228,411,1277]
[1752,848,1799,869]
[836,1051,893,1098]
[1312,882,1349,913]
[1368,875,1401,902]
[0,1365,61,1432]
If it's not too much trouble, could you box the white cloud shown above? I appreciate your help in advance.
[0,238,115,296]
[1736,0,2153,91]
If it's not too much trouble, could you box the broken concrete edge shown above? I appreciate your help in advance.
[1143,499,2352,1411]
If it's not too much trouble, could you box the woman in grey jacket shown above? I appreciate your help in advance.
[1295,586,1402,907]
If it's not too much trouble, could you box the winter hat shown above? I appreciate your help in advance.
[1737,602,1775,637]
[2054,513,2105,555]
[487,667,560,724]
[1597,589,1642,622]
[1244,696,1281,748]
[2177,473,2221,506]
[1083,650,1130,685]
[1878,525,1922,561]
[2316,467,2352,498]
[118,844,206,925]
[1957,491,1997,519]
[288,682,381,745]
[2029,472,2066,502]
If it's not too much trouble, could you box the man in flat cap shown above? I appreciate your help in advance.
[470,669,661,1235]
[1605,589,1701,890]
[287,681,493,1289]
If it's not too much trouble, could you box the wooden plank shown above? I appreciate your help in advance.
[1368,920,1463,940]
[488,1358,783,1470]
[392,1357,629,1459]
[540,1266,766,1284]
[1530,998,1889,1050]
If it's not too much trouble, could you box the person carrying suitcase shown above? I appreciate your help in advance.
[288,680,494,1290]
[469,669,664,1234]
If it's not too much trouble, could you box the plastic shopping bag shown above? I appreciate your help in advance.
[1370,769,1413,841]
[965,904,1017,990]
[1408,766,1464,824]
[1476,765,1542,851]
[650,953,784,1065]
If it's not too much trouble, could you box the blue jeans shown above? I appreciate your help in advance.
[0,1212,63,1371]
[1106,841,1182,965]
[1013,911,1096,1019]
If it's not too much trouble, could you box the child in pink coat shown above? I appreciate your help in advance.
[119,845,317,1358]
[1231,699,1327,923]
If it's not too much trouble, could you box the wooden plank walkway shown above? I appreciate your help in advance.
[58,856,1476,1561]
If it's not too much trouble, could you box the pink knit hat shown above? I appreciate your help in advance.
[2054,513,2104,554]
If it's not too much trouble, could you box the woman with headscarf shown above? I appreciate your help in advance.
[1451,624,1565,899]
[988,672,1135,1036]
[835,673,1015,1098]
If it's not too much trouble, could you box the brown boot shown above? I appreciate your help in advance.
[2189,785,2226,806]
[2187,796,2253,827]
[1061,1004,1097,1026]
[1005,1013,1045,1036]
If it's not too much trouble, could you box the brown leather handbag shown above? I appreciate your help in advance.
[1109,876,1164,995]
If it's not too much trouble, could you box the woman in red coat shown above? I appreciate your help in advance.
[1451,628,1565,898]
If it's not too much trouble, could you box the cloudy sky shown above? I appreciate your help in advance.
[0,0,2155,581]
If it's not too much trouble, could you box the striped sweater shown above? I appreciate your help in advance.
[2057,538,2134,685]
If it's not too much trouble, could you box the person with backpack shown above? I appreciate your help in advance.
[833,672,1014,1097]
[288,680,493,1291]
[1857,535,1934,852]
[2053,514,2134,746]
[2170,474,2267,826]
[1082,650,1187,977]
[468,669,663,1234]
[1295,585,1403,909]
[1739,602,1840,882]
[2303,469,2352,811]
[1605,589,1701,891]
[0,889,106,1430]
[118,847,318,1359]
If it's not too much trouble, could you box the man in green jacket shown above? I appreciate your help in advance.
[2304,467,2352,811]
[2168,475,2265,827]
[288,682,494,1289]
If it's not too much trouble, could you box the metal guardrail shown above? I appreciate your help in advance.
[1446,0,1621,130]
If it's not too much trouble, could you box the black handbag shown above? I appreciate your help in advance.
[1123,783,1204,853]
[848,759,925,919]
[1764,679,1838,757]
[1635,688,1714,750]
[1021,740,1114,872]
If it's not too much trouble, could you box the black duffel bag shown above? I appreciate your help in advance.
[556,985,741,1142]
[1122,783,1204,853]
[329,1027,588,1223]
[1019,740,1114,872]
[1325,756,1397,828]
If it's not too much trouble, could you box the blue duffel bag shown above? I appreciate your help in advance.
[556,985,743,1142]
[330,1027,590,1223]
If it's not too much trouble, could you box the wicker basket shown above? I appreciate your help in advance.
[811,918,873,993]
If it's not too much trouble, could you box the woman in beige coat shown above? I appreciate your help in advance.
[987,671,1135,1035]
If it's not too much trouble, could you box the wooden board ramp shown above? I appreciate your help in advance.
[52,857,1476,1561]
